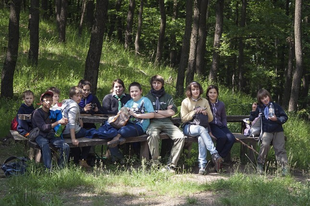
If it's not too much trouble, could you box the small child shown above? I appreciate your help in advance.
[107,82,155,148]
[250,88,289,176]
[17,90,35,137]
[47,87,63,136]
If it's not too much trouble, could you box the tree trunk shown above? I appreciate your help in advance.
[84,0,108,95]
[155,0,166,64]
[169,0,178,68]
[209,0,224,83]
[125,0,135,49]
[41,0,48,19]
[86,0,94,29]
[196,0,209,77]
[288,0,303,112]
[78,0,87,36]
[176,0,193,97]
[135,0,143,55]
[282,37,294,109]
[1,0,22,99]
[237,0,246,92]
[108,0,122,40]
[186,0,199,86]
[58,0,67,42]
[28,0,39,66]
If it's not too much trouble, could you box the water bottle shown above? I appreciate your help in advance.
[268,102,275,117]
[55,124,65,137]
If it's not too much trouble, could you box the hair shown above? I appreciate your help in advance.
[185,82,203,98]
[128,82,142,91]
[48,86,60,95]
[150,75,164,86]
[41,93,53,101]
[69,86,82,98]
[110,79,126,93]
[78,79,92,89]
[257,88,272,105]
[22,90,34,99]
[206,85,219,100]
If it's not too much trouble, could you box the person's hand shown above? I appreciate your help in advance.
[129,109,136,117]
[59,117,68,125]
[72,139,79,146]
[209,132,217,140]
[84,103,92,112]
[252,102,257,111]
[269,115,277,121]
[167,105,173,109]
[195,107,205,114]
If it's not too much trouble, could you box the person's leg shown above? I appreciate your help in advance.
[146,122,162,162]
[272,132,288,170]
[118,123,144,138]
[257,132,273,165]
[75,128,91,167]
[51,138,70,168]
[162,123,185,167]
[35,136,52,169]
[211,125,235,158]
[183,124,207,169]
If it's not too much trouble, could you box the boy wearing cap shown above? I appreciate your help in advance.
[32,91,69,170]
[145,75,185,172]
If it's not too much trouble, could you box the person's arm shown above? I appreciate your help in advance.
[180,99,196,123]
[204,102,214,122]
[101,94,116,114]
[70,128,79,146]
[274,103,288,124]
[249,102,259,121]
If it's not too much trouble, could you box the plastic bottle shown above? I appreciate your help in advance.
[55,124,65,137]
[268,102,275,117]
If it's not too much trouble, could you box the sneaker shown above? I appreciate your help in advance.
[282,166,289,176]
[161,165,176,173]
[79,159,91,168]
[212,153,223,172]
[257,163,264,175]
[198,168,206,175]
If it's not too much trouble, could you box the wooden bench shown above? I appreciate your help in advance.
[10,115,258,164]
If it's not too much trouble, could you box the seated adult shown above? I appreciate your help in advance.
[32,91,69,170]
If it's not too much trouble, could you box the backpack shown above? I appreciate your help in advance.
[11,116,18,131]
[1,156,28,177]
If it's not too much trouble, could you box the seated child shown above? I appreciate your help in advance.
[16,90,35,137]
[48,87,63,136]
[107,82,155,148]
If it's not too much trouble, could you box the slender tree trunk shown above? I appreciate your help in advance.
[176,0,193,97]
[209,0,224,83]
[1,0,21,98]
[84,0,108,95]
[237,0,246,92]
[196,0,209,77]
[125,0,135,49]
[169,0,178,68]
[41,0,48,19]
[155,0,166,64]
[78,0,87,36]
[86,0,94,29]
[108,0,122,40]
[28,0,39,66]
[282,37,294,109]
[186,0,199,86]
[289,0,303,112]
[59,0,67,42]
[135,0,143,55]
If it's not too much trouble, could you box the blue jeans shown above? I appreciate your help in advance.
[118,122,144,156]
[210,124,235,158]
[36,135,70,169]
[183,124,218,169]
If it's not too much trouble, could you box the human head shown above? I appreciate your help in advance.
[206,85,219,102]
[40,91,53,111]
[111,79,126,96]
[150,75,164,91]
[257,88,272,106]
[185,82,203,98]
[48,87,60,105]
[128,82,142,101]
[22,90,34,106]
[78,80,92,98]
[69,86,83,104]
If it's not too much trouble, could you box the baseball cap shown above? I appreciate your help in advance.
[40,91,54,102]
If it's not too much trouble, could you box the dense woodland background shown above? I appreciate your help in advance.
[0,0,309,114]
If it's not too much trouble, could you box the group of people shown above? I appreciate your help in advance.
[13,75,289,176]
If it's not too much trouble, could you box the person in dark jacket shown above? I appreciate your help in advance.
[250,88,288,176]
[32,91,69,170]
[17,90,35,136]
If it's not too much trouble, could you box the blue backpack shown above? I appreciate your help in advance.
[1,156,28,177]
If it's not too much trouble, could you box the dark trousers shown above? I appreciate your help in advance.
[210,124,235,158]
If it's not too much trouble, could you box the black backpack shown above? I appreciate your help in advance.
[1,156,28,177]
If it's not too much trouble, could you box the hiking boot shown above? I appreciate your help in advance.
[198,168,206,175]
[79,159,91,168]
[257,163,264,175]
[161,165,176,173]
[211,153,223,172]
